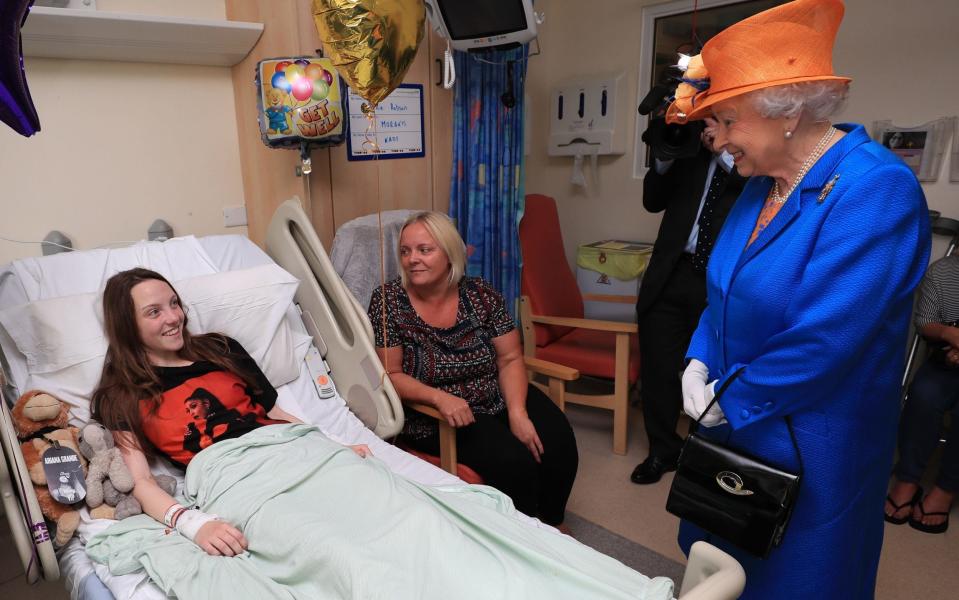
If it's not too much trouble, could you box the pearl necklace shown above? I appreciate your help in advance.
[770,126,837,204]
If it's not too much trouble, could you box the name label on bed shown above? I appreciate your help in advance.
[42,446,87,505]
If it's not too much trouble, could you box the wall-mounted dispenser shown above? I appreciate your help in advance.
[548,73,627,157]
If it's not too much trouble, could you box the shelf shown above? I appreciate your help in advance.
[21,6,264,67]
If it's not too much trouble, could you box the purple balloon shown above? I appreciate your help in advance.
[294,59,310,67]
[271,72,291,92]
[0,0,40,136]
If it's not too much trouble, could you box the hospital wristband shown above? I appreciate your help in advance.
[175,509,220,542]
[170,507,187,529]
[162,503,186,528]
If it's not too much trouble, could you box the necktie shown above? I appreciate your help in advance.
[692,166,728,273]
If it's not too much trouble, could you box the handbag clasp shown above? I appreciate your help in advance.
[716,471,754,496]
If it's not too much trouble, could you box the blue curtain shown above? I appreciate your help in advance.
[449,47,528,316]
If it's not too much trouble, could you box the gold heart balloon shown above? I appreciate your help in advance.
[312,0,426,110]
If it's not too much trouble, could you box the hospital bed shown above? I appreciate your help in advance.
[0,198,745,600]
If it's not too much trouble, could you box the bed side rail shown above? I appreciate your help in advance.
[0,382,59,583]
[265,197,403,438]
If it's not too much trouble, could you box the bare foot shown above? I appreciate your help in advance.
[885,480,920,521]
[913,486,955,528]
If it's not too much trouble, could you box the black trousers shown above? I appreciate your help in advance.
[639,257,707,461]
[404,384,578,525]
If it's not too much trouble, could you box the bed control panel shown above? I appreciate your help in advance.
[305,346,338,399]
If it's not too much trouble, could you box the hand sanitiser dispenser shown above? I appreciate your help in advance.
[548,73,627,158]
[549,74,627,189]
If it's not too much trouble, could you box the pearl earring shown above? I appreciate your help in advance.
[784,130,793,139]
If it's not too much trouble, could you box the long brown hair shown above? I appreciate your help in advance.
[92,268,258,459]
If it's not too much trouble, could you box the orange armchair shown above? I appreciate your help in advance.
[519,194,640,455]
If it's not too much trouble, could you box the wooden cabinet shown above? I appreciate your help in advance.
[227,0,453,249]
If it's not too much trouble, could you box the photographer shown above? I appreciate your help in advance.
[630,114,746,485]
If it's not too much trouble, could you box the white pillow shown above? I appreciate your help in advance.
[174,264,307,388]
[10,236,218,301]
[0,264,308,425]
[0,292,104,425]
[0,292,104,373]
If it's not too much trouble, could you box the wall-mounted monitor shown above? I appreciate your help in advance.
[424,0,539,52]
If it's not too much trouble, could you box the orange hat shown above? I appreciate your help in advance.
[666,0,851,124]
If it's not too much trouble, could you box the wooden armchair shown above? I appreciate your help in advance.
[518,194,640,455]
[403,357,578,480]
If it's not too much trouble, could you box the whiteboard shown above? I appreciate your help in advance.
[346,84,425,161]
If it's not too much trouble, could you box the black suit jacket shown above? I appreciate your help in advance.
[636,148,747,317]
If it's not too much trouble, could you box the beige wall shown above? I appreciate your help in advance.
[4,1,956,265]
[526,0,959,267]
[0,0,244,263]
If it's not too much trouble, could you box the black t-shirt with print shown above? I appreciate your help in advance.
[141,337,282,467]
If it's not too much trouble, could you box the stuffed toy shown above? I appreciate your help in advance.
[78,421,177,520]
[78,422,134,508]
[107,473,177,520]
[11,390,104,547]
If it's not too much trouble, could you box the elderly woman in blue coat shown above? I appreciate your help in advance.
[665,1,930,598]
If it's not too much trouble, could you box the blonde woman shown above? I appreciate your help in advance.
[368,212,578,530]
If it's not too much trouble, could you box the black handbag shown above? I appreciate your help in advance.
[665,367,802,559]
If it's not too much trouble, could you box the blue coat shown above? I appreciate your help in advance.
[681,124,930,599]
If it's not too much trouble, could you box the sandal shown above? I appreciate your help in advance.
[909,498,950,534]
[884,486,922,525]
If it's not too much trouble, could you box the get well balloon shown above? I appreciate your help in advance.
[255,56,345,150]
[1,0,40,136]
[311,0,425,108]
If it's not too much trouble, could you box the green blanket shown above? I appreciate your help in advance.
[87,424,673,599]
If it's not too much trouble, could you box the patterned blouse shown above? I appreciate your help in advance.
[367,277,516,439]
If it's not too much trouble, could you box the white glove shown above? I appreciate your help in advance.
[698,381,727,427]
[682,360,727,427]
[682,359,709,420]
[175,508,220,542]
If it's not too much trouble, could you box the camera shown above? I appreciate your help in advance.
[638,84,704,161]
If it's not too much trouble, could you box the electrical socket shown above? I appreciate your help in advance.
[223,205,248,228]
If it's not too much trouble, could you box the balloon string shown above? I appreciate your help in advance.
[363,109,389,384]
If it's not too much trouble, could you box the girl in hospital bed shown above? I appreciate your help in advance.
[87,267,662,599]
[91,267,369,556]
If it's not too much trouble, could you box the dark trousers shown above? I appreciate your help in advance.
[638,257,707,461]
[894,359,959,492]
[404,384,578,525]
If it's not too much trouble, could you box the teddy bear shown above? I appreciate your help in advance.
[78,421,178,520]
[11,390,111,547]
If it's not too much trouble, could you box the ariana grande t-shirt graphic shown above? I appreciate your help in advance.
[182,386,261,455]
[140,338,283,467]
